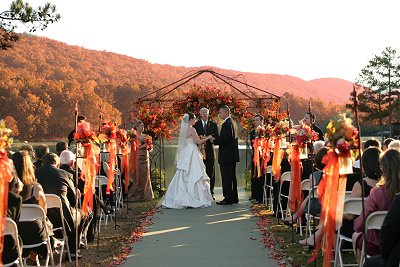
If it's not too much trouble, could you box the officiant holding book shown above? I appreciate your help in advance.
[194,107,219,198]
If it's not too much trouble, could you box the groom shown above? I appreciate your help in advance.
[194,107,219,198]
[212,105,239,205]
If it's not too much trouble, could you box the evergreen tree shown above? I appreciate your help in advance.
[0,0,60,50]
[348,47,400,126]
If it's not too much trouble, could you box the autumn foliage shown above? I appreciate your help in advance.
[0,35,347,140]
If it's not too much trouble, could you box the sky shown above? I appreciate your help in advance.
[2,0,400,81]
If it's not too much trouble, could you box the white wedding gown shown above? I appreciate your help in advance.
[162,137,213,209]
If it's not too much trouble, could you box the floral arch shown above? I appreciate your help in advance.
[130,69,286,193]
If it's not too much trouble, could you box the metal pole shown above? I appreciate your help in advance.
[353,85,367,265]
[74,103,79,267]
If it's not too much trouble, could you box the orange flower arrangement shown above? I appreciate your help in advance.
[73,121,99,144]
[134,104,176,140]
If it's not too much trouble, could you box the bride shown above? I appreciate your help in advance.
[162,112,214,209]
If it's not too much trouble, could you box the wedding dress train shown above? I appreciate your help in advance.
[162,137,213,209]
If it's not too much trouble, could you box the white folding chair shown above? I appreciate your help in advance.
[103,161,123,210]
[45,194,72,265]
[278,171,291,220]
[333,197,363,267]
[4,218,23,267]
[95,175,112,233]
[345,191,353,199]
[20,204,55,267]
[296,179,311,236]
[359,211,388,267]
[263,166,274,211]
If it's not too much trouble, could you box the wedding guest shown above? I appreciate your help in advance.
[340,147,382,240]
[12,151,53,265]
[4,174,23,266]
[56,141,68,156]
[127,120,154,201]
[34,144,49,168]
[383,138,394,151]
[388,140,400,150]
[352,148,400,262]
[20,143,35,161]
[284,147,328,226]
[36,153,84,260]
[364,193,400,267]
[249,114,265,203]
[363,137,381,150]
[303,112,324,141]
[193,107,219,198]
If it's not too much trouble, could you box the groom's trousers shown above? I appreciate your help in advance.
[204,158,215,194]
[220,162,238,203]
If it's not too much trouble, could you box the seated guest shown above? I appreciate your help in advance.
[4,174,23,266]
[352,149,400,262]
[59,150,84,193]
[383,138,394,151]
[56,141,68,156]
[364,193,400,267]
[284,146,328,227]
[363,137,381,150]
[20,143,35,161]
[340,147,382,240]
[35,153,84,260]
[12,151,53,265]
[34,144,49,169]
[388,140,400,150]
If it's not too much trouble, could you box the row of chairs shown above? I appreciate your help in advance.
[261,167,388,267]
[4,194,70,267]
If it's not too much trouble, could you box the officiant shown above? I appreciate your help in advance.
[194,107,219,198]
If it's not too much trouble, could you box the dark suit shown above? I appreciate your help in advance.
[194,119,219,194]
[213,117,239,203]
[249,129,265,203]
[35,164,82,251]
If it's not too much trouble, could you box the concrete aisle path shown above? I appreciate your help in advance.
[122,187,279,267]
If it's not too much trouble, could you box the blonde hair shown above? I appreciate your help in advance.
[378,148,400,197]
[11,151,37,199]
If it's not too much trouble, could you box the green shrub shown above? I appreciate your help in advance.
[242,168,252,190]
[151,168,166,198]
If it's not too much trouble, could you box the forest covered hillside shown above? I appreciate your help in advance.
[0,35,350,140]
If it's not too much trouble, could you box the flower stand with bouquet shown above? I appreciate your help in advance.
[270,119,290,179]
[98,122,118,195]
[310,113,358,266]
[116,128,130,195]
[0,120,14,265]
[74,120,100,216]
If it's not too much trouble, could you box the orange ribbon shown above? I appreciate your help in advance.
[309,150,346,266]
[106,140,117,195]
[252,138,261,177]
[129,140,139,187]
[81,143,99,215]
[121,146,130,194]
[261,138,271,174]
[289,145,303,212]
[272,138,283,181]
[0,150,12,265]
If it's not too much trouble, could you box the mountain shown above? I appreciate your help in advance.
[0,35,350,139]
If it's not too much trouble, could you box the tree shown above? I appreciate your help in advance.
[348,47,400,126]
[0,0,60,50]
